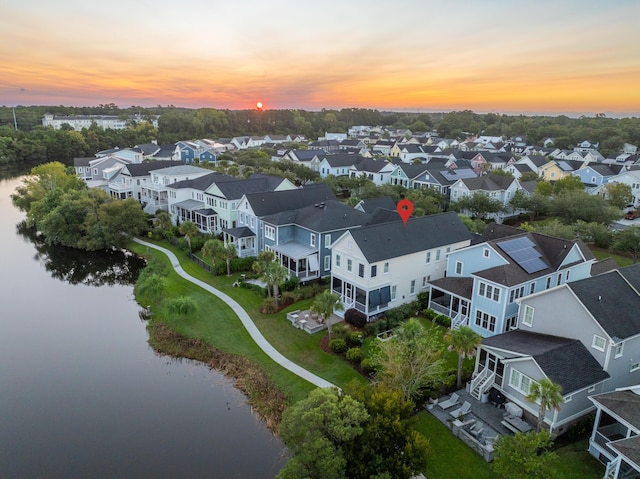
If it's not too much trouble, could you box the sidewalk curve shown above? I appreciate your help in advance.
[134,238,335,389]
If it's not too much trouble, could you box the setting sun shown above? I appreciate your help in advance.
[256,102,263,110]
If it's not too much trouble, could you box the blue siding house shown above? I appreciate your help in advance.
[428,224,595,337]
[176,141,203,164]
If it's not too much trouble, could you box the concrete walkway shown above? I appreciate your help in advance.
[134,238,335,389]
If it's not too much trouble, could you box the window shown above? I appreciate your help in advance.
[483,248,490,258]
[250,217,255,228]
[556,274,562,286]
[615,343,624,358]
[264,225,275,240]
[426,252,431,263]
[588,385,596,393]
[310,234,316,247]
[446,247,451,253]
[391,285,397,300]
[509,286,525,303]
[530,282,536,295]
[565,270,570,281]
[475,310,496,332]
[324,255,330,271]
[325,234,331,248]
[371,265,377,277]
[522,305,534,327]
[348,241,352,250]
[631,362,640,372]
[358,263,364,278]
[335,254,341,267]
[436,249,441,261]
[410,280,416,294]
[509,369,533,395]
[455,261,463,275]
[384,262,389,274]
[347,259,352,272]
[546,277,552,289]
[564,395,572,403]
[479,282,500,302]
[422,275,430,287]
[592,335,606,352]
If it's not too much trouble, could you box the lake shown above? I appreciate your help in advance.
[0,177,285,478]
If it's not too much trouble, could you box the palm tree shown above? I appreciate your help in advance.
[202,239,237,276]
[154,211,173,239]
[252,251,275,297]
[444,326,482,389]
[178,221,198,251]
[266,261,289,307]
[526,377,563,432]
[310,290,344,338]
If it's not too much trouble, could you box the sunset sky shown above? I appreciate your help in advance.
[1,0,639,115]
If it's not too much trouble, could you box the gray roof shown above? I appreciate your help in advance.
[610,435,640,469]
[223,226,255,238]
[212,175,286,199]
[152,165,210,176]
[482,330,609,394]
[347,211,472,263]
[356,196,396,213]
[590,389,640,428]
[263,200,370,232]
[124,160,184,177]
[428,276,474,299]
[568,265,640,341]
[320,153,363,168]
[74,157,93,167]
[245,184,336,217]
[459,174,516,191]
[167,171,235,191]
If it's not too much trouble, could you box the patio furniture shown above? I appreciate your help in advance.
[488,388,506,408]
[450,401,472,419]
[470,424,484,438]
[501,414,533,433]
[437,392,460,410]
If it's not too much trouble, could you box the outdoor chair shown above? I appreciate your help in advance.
[450,401,472,419]
[437,392,460,410]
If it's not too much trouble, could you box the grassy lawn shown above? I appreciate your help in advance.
[555,438,604,479]
[589,246,635,267]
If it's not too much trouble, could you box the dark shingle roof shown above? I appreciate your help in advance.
[124,160,184,177]
[348,211,472,263]
[357,196,396,213]
[568,268,640,341]
[428,276,474,299]
[213,175,286,199]
[460,173,516,191]
[610,435,640,468]
[245,184,336,217]
[590,257,619,276]
[263,200,370,232]
[167,171,234,190]
[590,389,640,429]
[483,330,609,394]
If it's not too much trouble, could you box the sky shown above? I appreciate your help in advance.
[1,0,639,115]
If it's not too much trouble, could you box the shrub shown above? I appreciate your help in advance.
[280,292,297,307]
[281,276,301,292]
[260,297,277,314]
[329,338,347,354]
[344,308,367,329]
[331,323,351,341]
[416,291,430,310]
[360,358,378,375]
[345,347,363,363]
[434,314,451,327]
[346,331,364,347]
[239,281,267,297]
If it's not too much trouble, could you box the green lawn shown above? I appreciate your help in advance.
[555,439,604,479]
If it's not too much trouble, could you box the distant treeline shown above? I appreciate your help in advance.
[1,106,640,171]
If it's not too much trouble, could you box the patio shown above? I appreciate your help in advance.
[427,388,535,462]
[286,309,342,334]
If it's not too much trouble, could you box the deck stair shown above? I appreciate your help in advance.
[470,368,495,400]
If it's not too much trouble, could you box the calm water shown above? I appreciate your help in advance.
[0,177,285,478]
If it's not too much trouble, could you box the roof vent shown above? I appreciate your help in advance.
[314,203,319,207]
[598,295,602,301]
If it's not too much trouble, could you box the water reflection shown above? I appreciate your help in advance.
[16,220,146,286]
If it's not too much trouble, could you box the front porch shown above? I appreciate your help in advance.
[331,276,390,319]
[223,227,257,258]
[173,199,217,234]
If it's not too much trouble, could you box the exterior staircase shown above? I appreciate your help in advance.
[451,312,468,330]
[470,368,495,400]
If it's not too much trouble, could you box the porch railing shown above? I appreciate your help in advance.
[470,368,495,400]
[452,312,468,329]
[429,302,451,317]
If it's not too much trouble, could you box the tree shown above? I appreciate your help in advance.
[80,197,148,250]
[265,261,289,307]
[552,175,584,194]
[166,296,197,316]
[252,251,276,297]
[277,388,369,479]
[611,225,640,263]
[526,377,563,432]
[604,182,633,209]
[202,239,237,276]
[311,290,344,338]
[444,326,481,389]
[371,318,447,401]
[154,210,174,239]
[178,221,199,251]
[344,383,431,479]
[551,190,621,225]
[510,190,550,220]
[492,431,560,479]
[450,192,505,220]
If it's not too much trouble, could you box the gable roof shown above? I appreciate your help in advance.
[212,174,286,199]
[123,160,184,177]
[568,265,640,341]
[244,183,336,217]
[458,173,516,191]
[590,389,640,429]
[346,211,472,263]
[482,330,609,394]
[263,200,370,232]
[356,196,396,213]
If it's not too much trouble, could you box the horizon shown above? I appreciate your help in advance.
[2,1,639,116]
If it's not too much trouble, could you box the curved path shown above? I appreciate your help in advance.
[134,238,335,389]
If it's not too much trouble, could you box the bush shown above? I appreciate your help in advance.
[281,276,301,292]
[239,281,267,297]
[346,331,364,347]
[260,297,277,314]
[360,358,378,375]
[331,323,351,341]
[279,292,297,307]
[416,291,430,310]
[345,347,363,363]
[434,314,451,327]
[329,338,347,354]
[344,308,367,329]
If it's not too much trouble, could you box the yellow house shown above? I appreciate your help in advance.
[538,160,575,182]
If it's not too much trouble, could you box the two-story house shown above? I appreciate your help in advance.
[330,212,472,320]
[449,174,523,222]
[108,160,183,200]
[140,165,212,214]
[470,264,640,436]
[428,224,595,337]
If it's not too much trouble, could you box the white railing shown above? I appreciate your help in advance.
[605,457,619,479]
[470,369,495,400]
[452,312,468,329]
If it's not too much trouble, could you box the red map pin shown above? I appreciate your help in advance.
[397,199,414,225]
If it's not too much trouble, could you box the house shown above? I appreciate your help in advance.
[317,153,362,178]
[538,159,586,182]
[108,160,183,200]
[149,144,181,162]
[228,184,337,258]
[398,144,428,163]
[572,163,624,189]
[575,140,600,153]
[388,163,429,188]
[74,155,131,190]
[140,165,212,214]
[412,165,478,197]
[588,386,640,478]
[282,149,324,168]
[260,200,371,281]
[176,141,204,164]
[449,174,522,222]
[348,158,396,186]
[595,169,640,207]
[330,212,472,320]
[469,264,640,436]
[428,224,595,337]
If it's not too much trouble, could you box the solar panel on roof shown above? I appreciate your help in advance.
[497,236,548,273]
[498,236,535,254]
[519,257,548,274]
